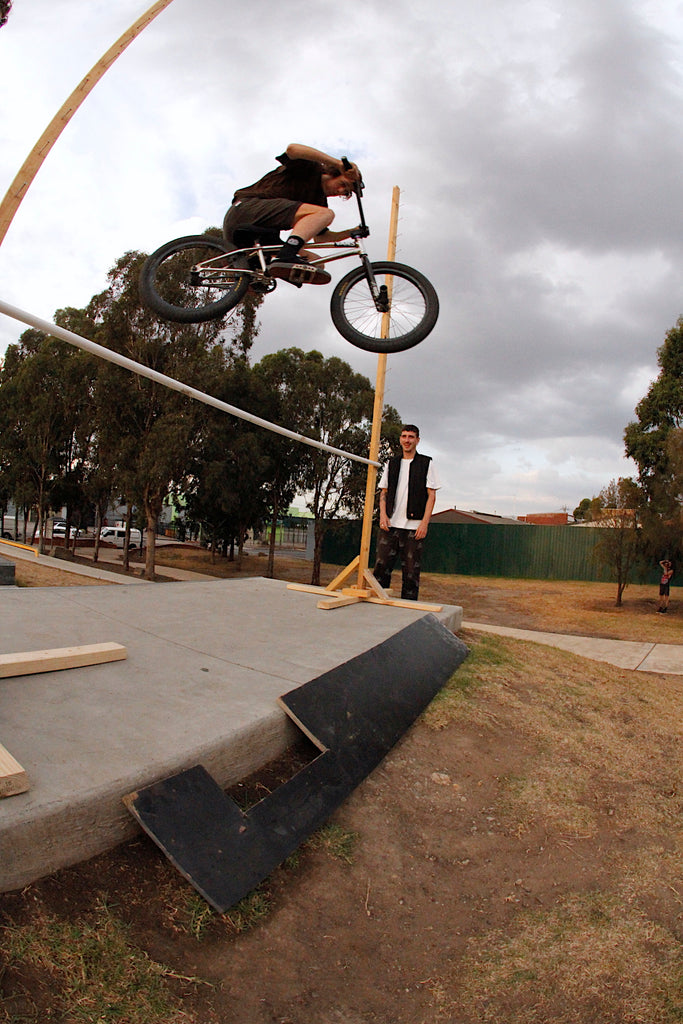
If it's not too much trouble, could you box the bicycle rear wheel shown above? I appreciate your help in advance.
[139,235,250,324]
[330,261,439,353]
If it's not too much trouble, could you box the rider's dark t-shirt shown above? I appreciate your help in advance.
[232,153,328,207]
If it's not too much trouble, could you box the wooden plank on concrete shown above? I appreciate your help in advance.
[0,743,29,797]
[0,642,127,679]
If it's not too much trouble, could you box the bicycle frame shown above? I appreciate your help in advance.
[193,181,390,312]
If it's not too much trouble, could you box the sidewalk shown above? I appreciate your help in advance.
[0,540,146,585]
[463,621,683,675]
[0,540,218,584]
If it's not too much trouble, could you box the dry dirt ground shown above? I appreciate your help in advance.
[2,551,683,1023]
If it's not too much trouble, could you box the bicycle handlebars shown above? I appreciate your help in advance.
[341,156,368,236]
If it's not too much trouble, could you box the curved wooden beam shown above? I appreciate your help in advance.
[0,0,175,246]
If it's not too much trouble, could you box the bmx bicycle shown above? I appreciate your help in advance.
[139,163,439,354]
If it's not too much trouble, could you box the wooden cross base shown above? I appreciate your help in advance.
[287,556,442,612]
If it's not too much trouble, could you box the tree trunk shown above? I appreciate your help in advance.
[267,495,279,579]
[122,507,132,573]
[143,489,162,581]
[236,527,244,571]
[93,507,101,563]
[311,520,323,586]
[144,507,157,581]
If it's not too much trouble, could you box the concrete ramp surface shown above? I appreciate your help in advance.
[0,577,462,892]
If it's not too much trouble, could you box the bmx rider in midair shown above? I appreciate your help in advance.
[223,143,363,286]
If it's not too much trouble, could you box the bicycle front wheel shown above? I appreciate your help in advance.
[139,235,250,324]
[330,261,439,353]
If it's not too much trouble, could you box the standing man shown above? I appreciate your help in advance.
[657,559,674,613]
[373,424,440,601]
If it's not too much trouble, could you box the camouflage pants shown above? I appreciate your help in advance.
[373,527,424,601]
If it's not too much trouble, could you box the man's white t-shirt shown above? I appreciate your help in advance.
[379,456,440,530]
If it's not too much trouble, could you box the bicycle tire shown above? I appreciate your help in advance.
[330,261,439,353]
[139,234,250,324]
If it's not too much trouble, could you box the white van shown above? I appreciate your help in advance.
[100,527,142,549]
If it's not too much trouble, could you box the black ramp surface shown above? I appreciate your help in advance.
[125,614,468,912]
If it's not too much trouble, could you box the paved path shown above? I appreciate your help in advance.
[0,540,217,583]
[463,621,683,675]
[0,539,147,585]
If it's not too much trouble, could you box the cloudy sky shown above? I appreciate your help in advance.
[1,0,682,518]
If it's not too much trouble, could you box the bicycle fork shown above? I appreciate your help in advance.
[357,248,390,313]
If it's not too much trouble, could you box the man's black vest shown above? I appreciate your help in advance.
[385,453,432,520]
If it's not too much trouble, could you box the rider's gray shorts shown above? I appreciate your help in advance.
[223,197,301,246]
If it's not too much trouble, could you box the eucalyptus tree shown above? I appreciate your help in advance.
[251,354,312,577]
[88,242,262,579]
[591,478,646,606]
[624,316,683,511]
[254,348,402,585]
[0,327,97,552]
[184,356,272,564]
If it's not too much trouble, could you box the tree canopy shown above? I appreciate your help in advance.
[624,316,683,510]
[0,238,402,579]
[254,348,401,584]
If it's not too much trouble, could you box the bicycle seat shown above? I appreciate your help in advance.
[231,225,283,248]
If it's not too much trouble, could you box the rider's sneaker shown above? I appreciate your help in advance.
[268,255,331,287]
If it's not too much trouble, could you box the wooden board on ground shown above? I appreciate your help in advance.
[0,743,29,798]
[0,642,127,679]
[124,614,468,912]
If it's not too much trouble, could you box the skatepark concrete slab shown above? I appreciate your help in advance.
[0,577,462,892]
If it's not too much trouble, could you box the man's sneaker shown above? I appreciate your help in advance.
[268,255,331,286]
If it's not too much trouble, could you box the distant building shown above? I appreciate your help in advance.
[571,508,637,527]
[517,512,569,526]
[432,508,529,526]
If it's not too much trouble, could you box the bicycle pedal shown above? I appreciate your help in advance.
[269,261,331,286]
[289,265,323,285]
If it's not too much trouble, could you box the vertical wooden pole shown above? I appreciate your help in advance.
[0,0,175,247]
[356,186,401,588]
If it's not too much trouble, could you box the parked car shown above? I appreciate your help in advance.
[52,523,80,539]
[100,527,142,549]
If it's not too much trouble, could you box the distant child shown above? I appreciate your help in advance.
[657,559,674,613]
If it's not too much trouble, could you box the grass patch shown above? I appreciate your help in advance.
[157,823,357,942]
[445,892,683,1023]
[425,631,683,836]
[423,629,521,729]
[1,900,202,1023]
[306,823,359,864]
[222,887,272,935]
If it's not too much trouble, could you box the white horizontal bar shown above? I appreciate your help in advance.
[0,299,379,467]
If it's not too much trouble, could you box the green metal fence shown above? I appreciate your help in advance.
[321,521,661,584]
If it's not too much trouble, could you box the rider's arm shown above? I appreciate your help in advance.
[285,143,360,179]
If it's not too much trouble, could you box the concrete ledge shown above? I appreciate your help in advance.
[50,545,75,561]
[0,578,462,891]
[0,555,15,586]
